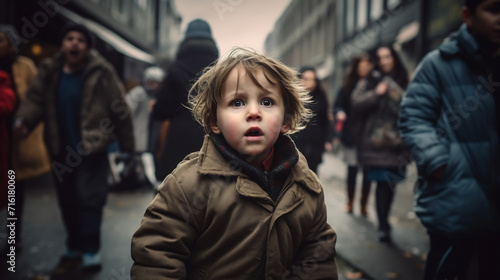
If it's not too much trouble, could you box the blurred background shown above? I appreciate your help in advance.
[0,0,462,103]
[0,0,464,279]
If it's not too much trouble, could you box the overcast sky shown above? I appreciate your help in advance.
[174,0,292,55]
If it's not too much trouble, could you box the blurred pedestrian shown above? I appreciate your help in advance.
[351,45,409,243]
[121,66,165,189]
[399,0,500,278]
[293,66,330,173]
[131,47,337,279]
[126,66,165,153]
[152,19,219,181]
[13,23,134,271]
[0,24,51,247]
[0,70,16,210]
[333,53,376,216]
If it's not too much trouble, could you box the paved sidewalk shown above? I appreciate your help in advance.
[0,151,429,280]
[318,151,428,280]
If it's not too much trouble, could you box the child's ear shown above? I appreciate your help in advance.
[211,123,221,134]
[280,122,290,134]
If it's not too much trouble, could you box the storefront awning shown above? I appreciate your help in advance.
[58,6,155,64]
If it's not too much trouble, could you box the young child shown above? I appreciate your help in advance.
[131,47,338,279]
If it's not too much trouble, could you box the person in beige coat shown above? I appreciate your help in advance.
[131,48,337,279]
[0,24,50,246]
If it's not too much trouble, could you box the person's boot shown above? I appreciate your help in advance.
[346,199,354,214]
[360,187,370,217]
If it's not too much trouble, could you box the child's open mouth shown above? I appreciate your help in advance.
[245,127,263,139]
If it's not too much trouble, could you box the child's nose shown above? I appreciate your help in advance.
[246,103,262,121]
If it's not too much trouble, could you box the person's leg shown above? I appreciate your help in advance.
[13,179,25,247]
[375,181,395,242]
[346,165,357,213]
[75,152,108,253]
[477,234,500,279]
[52,157,80,255]
[75,152,109,270]
[425,231,475,280]
[359,170,371,217]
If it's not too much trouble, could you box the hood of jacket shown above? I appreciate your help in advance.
[439,24,486,69]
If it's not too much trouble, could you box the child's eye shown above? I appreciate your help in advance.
[231,99,245,107]
[260,98,275,107]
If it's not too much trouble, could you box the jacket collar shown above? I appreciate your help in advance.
[196,134,321,195]
[439,24,482,64]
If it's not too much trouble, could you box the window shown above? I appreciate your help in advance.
[357,0,368,29]
[345,0,356,35]
[370,0,384,20]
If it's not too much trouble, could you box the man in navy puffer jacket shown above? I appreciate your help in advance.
[398,0,500,279]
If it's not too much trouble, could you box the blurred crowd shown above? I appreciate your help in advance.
[1,0,499,279]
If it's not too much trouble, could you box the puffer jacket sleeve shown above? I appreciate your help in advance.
[131,174,198,279]
[289,189,338,280]
[398,51,449,176]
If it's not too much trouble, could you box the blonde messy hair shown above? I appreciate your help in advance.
[188,47,312,135]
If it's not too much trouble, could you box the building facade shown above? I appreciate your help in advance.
[265,0,336,94]
[1,0,182,89]
[266,0,462,104]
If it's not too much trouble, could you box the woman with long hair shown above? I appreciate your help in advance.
[333,53,377,216]
[351,46,409,243]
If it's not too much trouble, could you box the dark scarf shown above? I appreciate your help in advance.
[210,133,299,201]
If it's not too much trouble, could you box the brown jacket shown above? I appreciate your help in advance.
[11,56,51,180]
[15,50,134,156]
[131,135,337,279]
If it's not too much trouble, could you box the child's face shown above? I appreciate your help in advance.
[211,65,289,164]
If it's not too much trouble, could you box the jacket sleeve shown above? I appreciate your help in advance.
[290,189,338,280]
[14,61,49,131]
[131,174,198,279]
[0,74,16,117]
[398,52,449,177]
[349,83,382,117]
[102,67,135,153]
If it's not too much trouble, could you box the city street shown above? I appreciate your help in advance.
[0,151,428,280]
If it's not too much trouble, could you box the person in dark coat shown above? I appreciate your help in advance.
[399,0,500,278]
[292,67,330,173]
[152,19,219,181]
[333,53,377,216]
[13,23,134,271]
[351,45,409,243]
